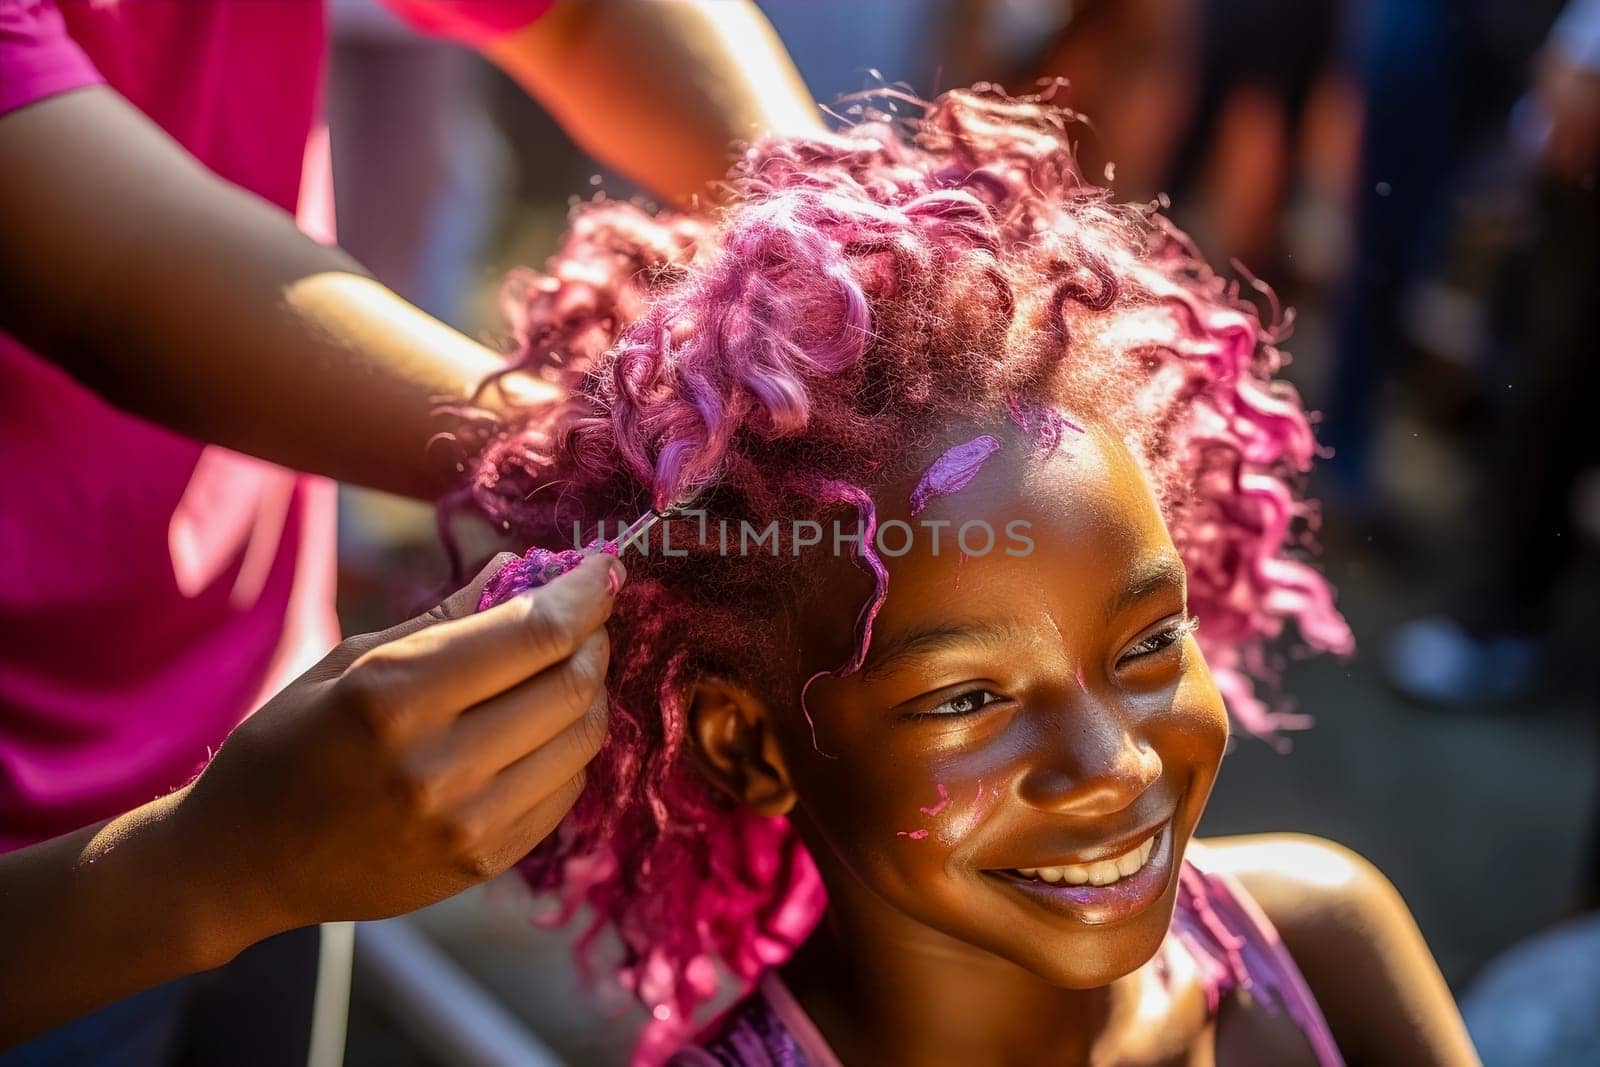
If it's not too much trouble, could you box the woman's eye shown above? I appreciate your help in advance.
[918,689,1001,718]
[1120,616,1198,664]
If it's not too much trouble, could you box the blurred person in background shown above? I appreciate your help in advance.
[946,0,1361,277]
[0,0,817,1062]
[1157,0,1351,273]
[1384,0,1599,710]
[956,0,1195,199]
[757,0,956,103]
[1397,4,1600,1063]
[1320,0,1567,510]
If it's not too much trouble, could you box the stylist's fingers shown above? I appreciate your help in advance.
[476,683,611,837]
[432,627,611,783]
[370,553,516,638]
[499,770,591,867]
[307,553,518,681]
[349,553,623,722]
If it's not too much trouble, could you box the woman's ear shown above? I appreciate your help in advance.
[688,677,796,817]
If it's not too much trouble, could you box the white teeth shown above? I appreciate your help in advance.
[1009,833,1156,888]
[1087,861,1120,886]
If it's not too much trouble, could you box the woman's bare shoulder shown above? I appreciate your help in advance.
[1193,833,1481,1066]
[1194,832,1389,928]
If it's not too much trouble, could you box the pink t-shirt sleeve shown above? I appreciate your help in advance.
[377,0,555,48]
[0,0,104,116]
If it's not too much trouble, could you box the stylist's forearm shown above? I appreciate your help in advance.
[0,786,276,1048]
[485,0,821,204]
[0,87,548,500]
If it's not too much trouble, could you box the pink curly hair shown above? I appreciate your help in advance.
[447,87,1353,1063]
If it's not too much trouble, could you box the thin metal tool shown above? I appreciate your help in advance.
[611,506,669,556]
[479,500,697,611]
[524,503,683,590]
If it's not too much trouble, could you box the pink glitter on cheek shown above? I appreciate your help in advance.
[934,778,992,846]
[896,829,930,840]
[918,782,951,816]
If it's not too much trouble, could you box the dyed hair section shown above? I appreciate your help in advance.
[449,87,1353,1061]
[908,434,1007,516]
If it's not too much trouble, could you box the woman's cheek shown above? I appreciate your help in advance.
[930,776,1004,850]
[1161,659,1230,769]
[889,780,952,843]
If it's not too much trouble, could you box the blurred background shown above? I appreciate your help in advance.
[325,0,1600,1062]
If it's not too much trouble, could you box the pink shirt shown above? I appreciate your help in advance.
[0,0,548,852]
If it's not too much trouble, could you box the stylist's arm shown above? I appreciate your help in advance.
[0,85,543,502]
[0,552,622,1049]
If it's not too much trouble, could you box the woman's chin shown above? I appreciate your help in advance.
[1024,915,1174,989]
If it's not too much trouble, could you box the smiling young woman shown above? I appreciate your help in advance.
[454,87,1481,1066]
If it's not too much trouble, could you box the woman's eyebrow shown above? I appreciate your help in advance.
[858,619,1021,681]
[1105,555,1188,623]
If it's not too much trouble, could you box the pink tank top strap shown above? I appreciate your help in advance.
[1174,844,1346,1067]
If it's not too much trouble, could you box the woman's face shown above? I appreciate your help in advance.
[776,425,1229,987]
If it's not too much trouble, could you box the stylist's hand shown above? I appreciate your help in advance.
[179,552,622,933]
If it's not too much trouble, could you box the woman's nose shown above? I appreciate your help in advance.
[1015,714,1163,817]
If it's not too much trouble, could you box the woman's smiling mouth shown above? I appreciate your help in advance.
[983,821,1178,927]
[1011,833,1156,886]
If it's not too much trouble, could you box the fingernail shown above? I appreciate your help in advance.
[605,557,627,596]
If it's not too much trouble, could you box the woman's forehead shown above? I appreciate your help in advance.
[888,424,1164,537]
[797,425,1177,654]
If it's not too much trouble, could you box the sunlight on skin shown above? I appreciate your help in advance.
[284,272,558,406]
[284,273,566,419]
[1205,836,1367,892]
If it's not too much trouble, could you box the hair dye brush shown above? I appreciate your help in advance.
[476,501,692,611]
